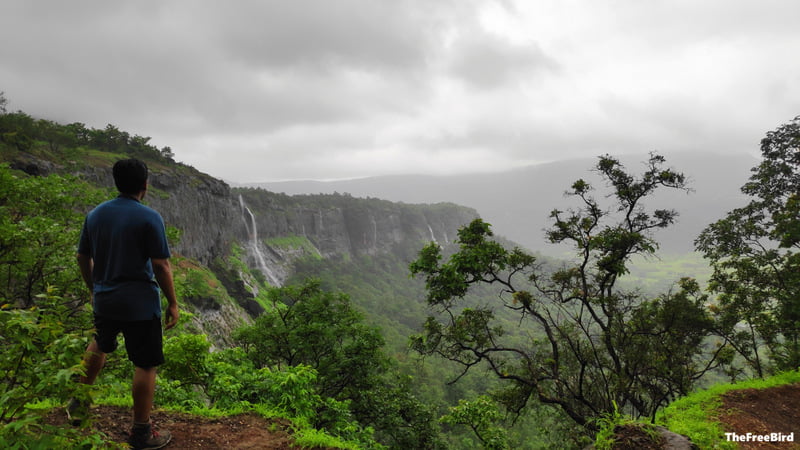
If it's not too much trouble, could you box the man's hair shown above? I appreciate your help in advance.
[113,159,148,194]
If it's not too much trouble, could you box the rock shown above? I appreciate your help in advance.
[585,424,698,450]
[655,426,698,449]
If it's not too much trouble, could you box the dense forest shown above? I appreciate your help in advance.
[1,90,799,448]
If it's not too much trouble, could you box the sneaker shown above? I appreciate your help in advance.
[65,398,89,426]
[128,423,172,450]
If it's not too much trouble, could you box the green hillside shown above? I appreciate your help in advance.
[2,102,799,449]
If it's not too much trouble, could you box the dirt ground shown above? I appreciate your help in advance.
[717,382,800,449]
[50,405,301,449]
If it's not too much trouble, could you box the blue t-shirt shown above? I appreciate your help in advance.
[77,195,171,321]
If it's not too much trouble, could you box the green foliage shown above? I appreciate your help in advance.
[290,252,431,352]
[234,280,445,449]
[165,225,182,248]
[440,396,509,450]
[293,427,367,450]
[0,164,106,307]
[286,248,564,447]
[592,401,626,450]
[266,235,322,260]
[0,106,175,164]
[591,401,662,450]
[410,154,725,432]
[235,280,390,401]
[697,115,800,376]
[0,111,35,151]
[158,333,380,447]
[171,257,238,330]
[0,288,110,447]
[0,160,117,445]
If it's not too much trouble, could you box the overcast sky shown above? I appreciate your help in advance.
[1,1,798,182]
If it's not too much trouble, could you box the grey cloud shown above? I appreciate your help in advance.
[1,0,797,183]
[1,0,449,140]
[211,1,442,71]
[447,32,558,89]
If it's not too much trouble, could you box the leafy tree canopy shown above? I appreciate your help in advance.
[0,163,106,308]
[234,280,445,449]
[410,154,727,429]
[696,116,800,376]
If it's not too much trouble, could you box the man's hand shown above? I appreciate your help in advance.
[152,257,180,330]
[76,253,94,294]
[164,303,179,330]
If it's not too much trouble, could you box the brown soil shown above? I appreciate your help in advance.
[717,382,800,449]
[49,405,302,449]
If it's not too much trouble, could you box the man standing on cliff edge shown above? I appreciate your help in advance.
[69,158,179,449]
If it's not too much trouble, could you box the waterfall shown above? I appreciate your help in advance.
[238,195,281,286]
[427,224,438,244]
[371,216,378,247]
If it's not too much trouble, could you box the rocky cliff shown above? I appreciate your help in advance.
[235,188,478,285]
[57,160,478,286]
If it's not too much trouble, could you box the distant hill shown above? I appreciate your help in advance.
[249,151,758,255]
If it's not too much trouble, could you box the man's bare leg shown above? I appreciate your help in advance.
[67,339,106,424]
[80,339,106,384]
[129,366,172,448]
[132,366,157,424]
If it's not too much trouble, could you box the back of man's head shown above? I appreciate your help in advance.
[113,159,148,195]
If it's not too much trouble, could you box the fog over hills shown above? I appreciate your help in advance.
[251,152,758,256]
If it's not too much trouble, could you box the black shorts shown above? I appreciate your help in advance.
[93,315,164,369]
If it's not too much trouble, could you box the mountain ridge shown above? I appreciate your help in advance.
[250,151,758,255]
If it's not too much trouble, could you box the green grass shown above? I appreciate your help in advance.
[174,257,234,306]
[293,428,366,450]
[265,235,322,260]
[657,370,800,449]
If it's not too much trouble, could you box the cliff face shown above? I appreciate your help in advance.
[146,169,478,286]
[147,167,239,266]
[235,189,478,286]
[241,191,472,250]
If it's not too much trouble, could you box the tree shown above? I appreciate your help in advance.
[0,111,35,151]
[0,91,6,114]
[235,280,389,400]
[0,161,108,446]
[36,119,78,153]
[410,154,725,429]
[0,288,106,447]
[160,146,175,161]
[696,116,800,376]
[234,280,445,448]
[440,396,509,450]
[0,164,106,309]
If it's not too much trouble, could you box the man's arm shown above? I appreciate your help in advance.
[76,253,94,293]
[152,257,179,330]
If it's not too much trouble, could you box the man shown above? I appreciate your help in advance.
[70,158,179,449]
